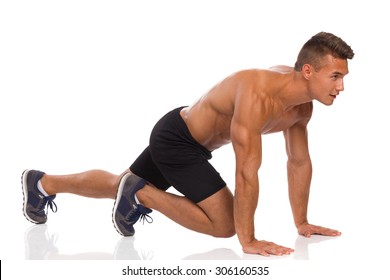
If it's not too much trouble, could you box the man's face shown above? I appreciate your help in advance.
[308,55,350,106]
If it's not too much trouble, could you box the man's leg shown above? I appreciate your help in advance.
[136,183,235,238]
[40,169,129,199]
[39,169,235,238]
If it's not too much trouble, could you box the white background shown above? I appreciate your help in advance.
[1,0,389,279]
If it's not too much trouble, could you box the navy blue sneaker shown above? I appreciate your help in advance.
[22,170,57,224]
[112,173,152,236]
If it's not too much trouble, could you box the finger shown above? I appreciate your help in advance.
[244,246,271,256]
[258,250,270,257]
[278,245,295,254]
[316,227,341,236]
[299,231,311,238]
[267,247,283,256]
[266,246,294,256]
[323,229,341,236]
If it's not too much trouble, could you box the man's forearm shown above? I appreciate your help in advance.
[287,159,312,227]
[234,174,259,246]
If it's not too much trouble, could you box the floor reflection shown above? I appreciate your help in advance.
[25,224,338,260]
[24,224,153,260]
[293,234,337,260]
[183,235,338,260]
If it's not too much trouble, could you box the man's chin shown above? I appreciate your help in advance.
[317,100,334,106]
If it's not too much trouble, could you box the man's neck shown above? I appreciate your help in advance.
[275,71,312,111]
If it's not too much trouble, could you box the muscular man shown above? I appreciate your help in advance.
[22,32,354,256]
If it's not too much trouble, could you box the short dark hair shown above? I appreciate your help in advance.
[294,32,354,71]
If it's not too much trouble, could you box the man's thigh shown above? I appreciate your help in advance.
[197,186,234,227]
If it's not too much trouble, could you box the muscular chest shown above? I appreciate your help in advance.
[261,108,299,134]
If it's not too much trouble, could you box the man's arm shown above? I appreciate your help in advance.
[231,89,293,256]
[284,119,312,228]
[231,115,261,248]
[284,106,341,237]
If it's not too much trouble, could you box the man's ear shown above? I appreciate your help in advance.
[302,64,312,80]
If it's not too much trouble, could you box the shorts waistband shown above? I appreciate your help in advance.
[168,106,212,160]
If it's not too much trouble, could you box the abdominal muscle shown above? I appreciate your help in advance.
[180,104,233,152]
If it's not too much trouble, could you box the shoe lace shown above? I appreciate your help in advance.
[125,206,153,225]
[37,196,58,215]
[46,199,58,214]
[138,213,153,225]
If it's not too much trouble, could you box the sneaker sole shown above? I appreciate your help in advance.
[112,172,132,236]
[21,169,40,224]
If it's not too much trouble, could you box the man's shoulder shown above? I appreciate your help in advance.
[268,65,294,73]
[231,67,294,90]
[233,65,293,74]
[229,69,262,79]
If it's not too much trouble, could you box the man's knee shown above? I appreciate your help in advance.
[212,223,236,238]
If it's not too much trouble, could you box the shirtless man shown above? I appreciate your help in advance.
[22,32,354,256]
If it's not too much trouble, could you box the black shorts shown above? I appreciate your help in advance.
[130,107,226,203]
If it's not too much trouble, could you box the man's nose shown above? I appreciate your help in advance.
[337,79,345,91]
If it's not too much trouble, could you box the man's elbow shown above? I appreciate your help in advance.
[287,156,312,168]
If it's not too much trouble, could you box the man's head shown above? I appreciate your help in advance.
[295,32,354,106]
[294,32,354,72]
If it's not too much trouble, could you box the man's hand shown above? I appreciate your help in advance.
[242,239,294,256]
[297,223,341,238]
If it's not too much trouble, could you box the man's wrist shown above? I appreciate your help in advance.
[295,220,309,229]
[237,231,255,246]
